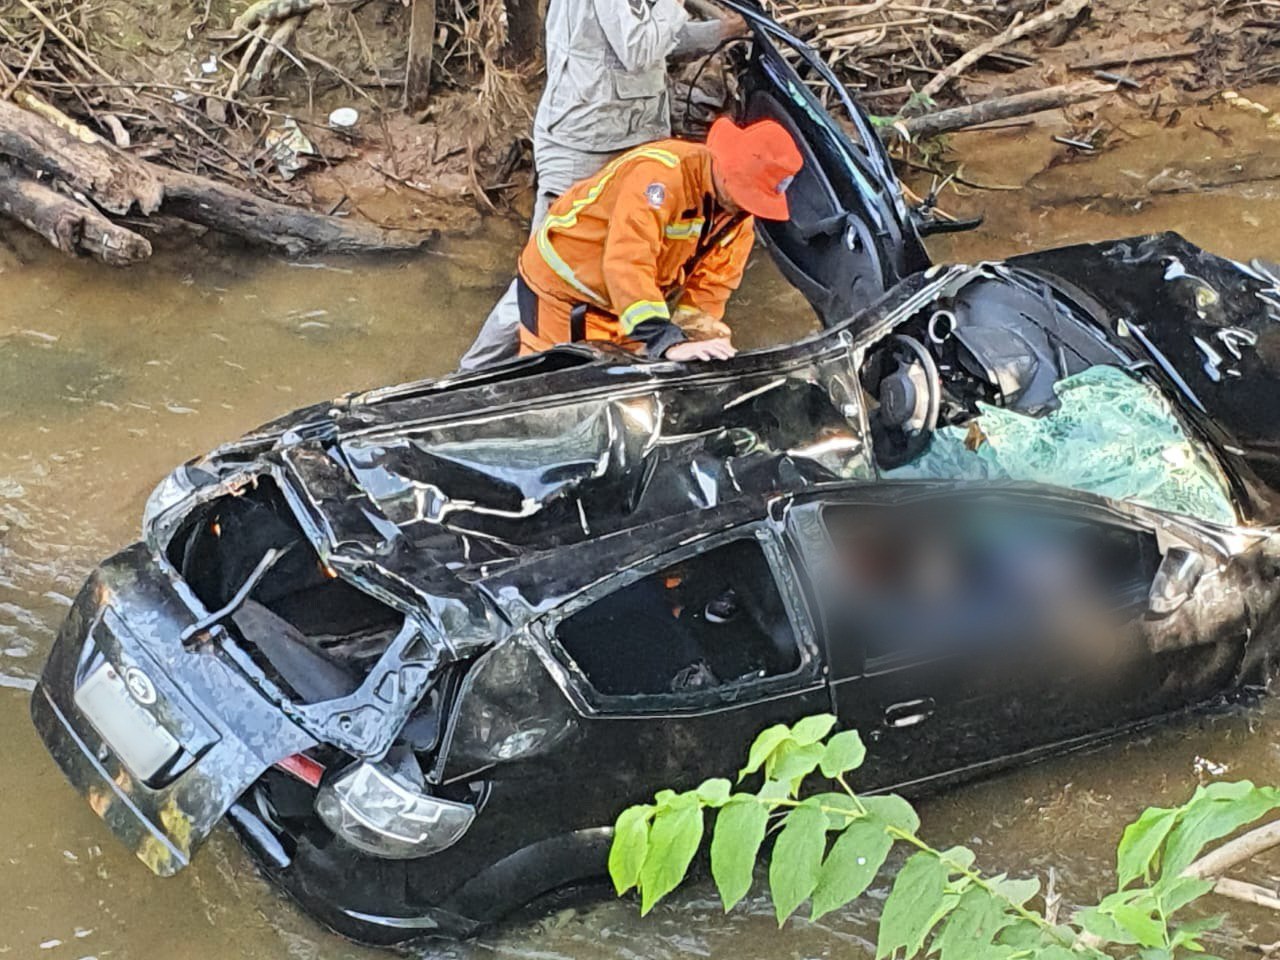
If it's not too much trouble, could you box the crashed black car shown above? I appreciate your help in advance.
[30,1,1280,947]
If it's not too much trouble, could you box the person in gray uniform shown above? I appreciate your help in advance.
[457,0,744,370]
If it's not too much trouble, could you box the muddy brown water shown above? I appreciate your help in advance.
[6,99,1280,959]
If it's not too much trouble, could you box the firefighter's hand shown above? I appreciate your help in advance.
[672,306,732,341]
[665,338,738,362]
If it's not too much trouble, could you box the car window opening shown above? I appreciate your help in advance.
[822,503,1162,666]
[165,477,403,703]
[555,537,801,698]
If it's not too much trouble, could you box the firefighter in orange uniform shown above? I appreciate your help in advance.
[514,117,804,362]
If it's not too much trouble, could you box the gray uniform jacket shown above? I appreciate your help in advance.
[535,0,719,153]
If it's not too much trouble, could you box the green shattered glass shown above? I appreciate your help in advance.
[885,365,1237,526]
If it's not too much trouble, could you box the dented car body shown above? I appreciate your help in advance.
[30,4,1280,947]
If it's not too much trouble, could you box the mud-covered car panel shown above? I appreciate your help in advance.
[31,544,316,875]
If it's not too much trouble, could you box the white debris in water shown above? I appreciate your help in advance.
[164,403,197,415]
[1194,756,1229,777]
[74,928,93,938]
[21,329,58,343]
[38,940,61,950]
[62,850,78,862]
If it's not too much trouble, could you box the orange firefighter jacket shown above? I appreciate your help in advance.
[516,139,756,357]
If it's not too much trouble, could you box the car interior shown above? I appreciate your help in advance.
[820,500,1162,667]
[858,276,1122,470]
[166,478,403,702]
[554,537,802,698]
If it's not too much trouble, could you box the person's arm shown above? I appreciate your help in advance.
[600,165,688,358]
[672,6,748,58]
[676,218,756,320]
[592,0,690,72]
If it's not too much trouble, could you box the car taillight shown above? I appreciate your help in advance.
[315,761,476,859]
[275,752,325,788]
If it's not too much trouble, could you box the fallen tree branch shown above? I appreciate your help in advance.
[1070,43,1201,71]
[918,0,1092,99]
[1210,877,1280,911]
[0,97,163,213]
[0,162,151,265]
[901,79,1114,139]
[0,98,435,260]
[1185,820,1280,881]
[161,169,437,256]
[232,0,337,34]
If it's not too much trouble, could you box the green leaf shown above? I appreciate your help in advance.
[1169,914,1225,950]
[820,730,867,778]
[1117,806,1178,888]
[809,791,861,829]
[769,803,829,924]
[1110,903,1166,949]
[739,724,792,780]
[991,875,1040,909]
[770,741,826,787]
[1160,783,1280,879]
[1077,905,1137,944]
[1156,875,1214,917]
[934,887,1010,960]
[710,796,770,912]
[938,845,976,872]
[758,778,792,801]
[995,918,1047,948]
[609,804,654,895]
[810,819,894,920]
[638,798,704,915]
[790,713,838,746]
[861,794,921,834]
[1137,950,1175,960]
[1035,948,1085,960]
[696,778,732,808]
[876,852,949,959]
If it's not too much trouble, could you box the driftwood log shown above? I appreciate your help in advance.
[0,161,151,264]
[902,80,1115,139]
[0,98,436,262]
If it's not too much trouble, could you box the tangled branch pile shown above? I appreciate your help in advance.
[757,0,1279,110]
[0,0,527,194]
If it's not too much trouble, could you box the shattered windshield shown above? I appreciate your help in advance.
[885,365,1238,526]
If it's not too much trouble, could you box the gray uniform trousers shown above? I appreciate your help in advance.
[456,143,623,371]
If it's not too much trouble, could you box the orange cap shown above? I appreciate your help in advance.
[706,117,803,221]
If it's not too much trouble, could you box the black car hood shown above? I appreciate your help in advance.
[1013,233,1280,525]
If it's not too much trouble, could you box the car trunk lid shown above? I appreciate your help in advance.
[31,542,317,876]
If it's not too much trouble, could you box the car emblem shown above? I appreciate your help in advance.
[123,666,157,705]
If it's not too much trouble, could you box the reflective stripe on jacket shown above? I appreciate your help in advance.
[517,139,756,356]
[535,0,689,153]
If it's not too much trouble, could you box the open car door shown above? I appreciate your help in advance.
[728,0,931,327]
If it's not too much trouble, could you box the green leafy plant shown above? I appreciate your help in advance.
[609,714,1280,959]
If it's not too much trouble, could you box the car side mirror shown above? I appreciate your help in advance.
[1148,547,1207,618]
